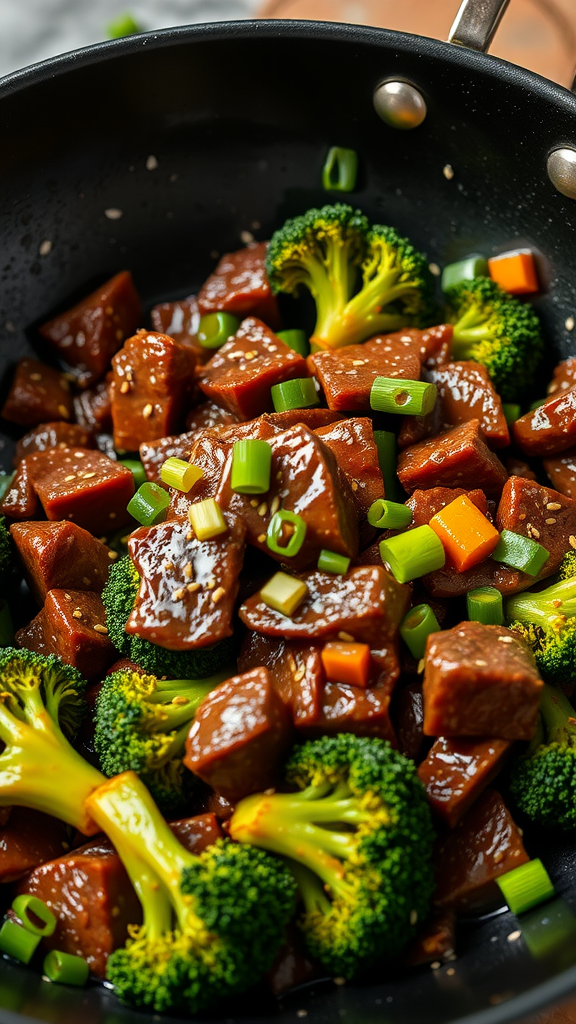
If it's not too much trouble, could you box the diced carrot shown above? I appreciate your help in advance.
[428,494,500,573]
[320,641,372,689]
[488,251,539,295]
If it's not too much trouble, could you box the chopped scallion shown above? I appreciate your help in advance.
[467,587,504,625]
[43,949,90,986]
[160,457,204,493]
[496,858,555,915]
[379,524,445,583]
[276,330,310,358]
[106,12,142,38]
[367,498,412,530]
[119,459,147,488]
[317,549,350,574]
[197,312,241,349]
[0,919,40,963]
[127,482,169,526]
[187,498,227,541]
[491,529,550,576]
[0,600,14,648]
[260,572,308,617]
[400,604,440,659]
[370,377,437,417]
[322,147,359,192]
[231,440,272,495]
[373,430,404,503]
[441,255,488,292]
[271,378,319,413]
[11,895,56,937]
[267,510,307,558]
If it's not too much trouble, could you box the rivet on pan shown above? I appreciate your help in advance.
[547,148,576,201]
[373,81,427,130]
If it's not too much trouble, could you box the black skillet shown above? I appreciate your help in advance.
[1,0,576,1021]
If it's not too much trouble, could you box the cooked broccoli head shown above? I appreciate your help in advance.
[509,683,576,830]
[445,276,543,402]
[102,555,236,678]
[88,772,297,1014]
[266,205,434,350]
[229,733,435,979]
[506,554,576,688]
[94,666,229,814]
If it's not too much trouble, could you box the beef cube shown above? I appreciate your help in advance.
[10,521,115,602]
[506,456,537,481]
[391,324,453,369]
[497,476,576,577]
[13,448,135,533]
[422,561,527,600]
[399,361,510,450]
[397,420,508,498]
[513,385,576,456]
[0,809,70,884]
[1,358,73,427]
[169,811,223,853]
[140,430,198,486]
[314,418,384,546]
[263,408,343,431]
[433,790,529,913]
[39,270,142,387]
[423,621,543,740]
[240,565,410,648]
[151,294,210,364]
[308,336,421,411]
[543,449,576,500]
[548,356,576,395]
[184,667,293,802]
[111,330,197,451]
[126,515,246,649]
[197,317,308,420]
[0,458,39,519]
[392,680,426,762]
[14,422,95,466]
[403,909,456,967]
[184,399,240,433]
[73,378,113,432]
[198,242,280,329]
[238,631,325,730]
[16,589,116,682]
[418,736,512,827]
[405,486,488,528]
[304,649,398,743]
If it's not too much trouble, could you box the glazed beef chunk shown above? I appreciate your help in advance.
[513,385,576,456]
[197,242,280,329]
[418,736,512,828]
[423,621,543,741]
[73,378,113,432]
[0,809,70,884]
[150,294,211,364]
[314,418,384,545]
[543,449,576,499]
[308,334,422,411]
[1,358,73,427]
[10,521,114,602]
[16,589,116,682]
[13,422,95,465]
[397,420,508,499]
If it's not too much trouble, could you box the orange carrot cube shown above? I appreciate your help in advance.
[320,641,372,689]
[488,251,538,295]
[428,494,500,572]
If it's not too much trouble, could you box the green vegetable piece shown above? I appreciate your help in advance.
[0,599,14,647]
[0,919,40,963]
[260,572,308,616]
[492,529,549,576]
[322,147,359,193]
[367,498,412,530]
[441,255,488,292]
[496,858,555,915]
[521,897,576,962]
[197,312,241,349]
[370,377,437,416]
[160,458,203,493]
[271,378,319,413]
[266,510,307,558]
[276,329,310,358]
[188,498,227,540]
[400,604,440,659]
[231,440,272,495]
[317,549,350,574]
[373,430,404,503]
[43,949,90,986]
[127,482,169,526]
[12,895,56,937]
[502,403,522,426]
[379,524,445,584]
[119,459,147,488]
[106,12,142,38]
[467,587,504,626]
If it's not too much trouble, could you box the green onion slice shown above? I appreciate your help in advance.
[276,330,310,358]
[118,459,147,488]
[373,430,404,503]
[160,457,203,493]
[127,482,169,526]
[400,604,441,659]
[198,312,241,349]
[260,572,308,617]
[379,524,445,584]
[188,498,228,541]
[502,403,521,426]
[271,378,319,413]
[496,858,555,915]
[370,377,437,417]
[43,949,90,986]
[231,440,272,495]
[367,498,412,530]
[491,529,550,576]
[106,12,142,38]
[322,147,359,193]
[0,919,41,964]
[441,255,488,292]
[267,510,307,558]
[0,600,14,648]
[317,549,350,574]
[12,895,56,937]
[467,587,504,625]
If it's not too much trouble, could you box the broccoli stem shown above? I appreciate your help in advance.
[540,684,576,747]
[289,861,333,916]
[507,577,576,631]
[112,830,173,939]
[144,676,221,732]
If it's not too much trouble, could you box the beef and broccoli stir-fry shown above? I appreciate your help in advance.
[0,202,574,1015]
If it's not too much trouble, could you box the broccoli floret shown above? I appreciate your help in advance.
[266,205,434,350]
[94,666,229,813]
[509,683,576,830]
[102,556,236,678]
[229,734,435,979]
[445,276,544,402]
[506,556,576,687]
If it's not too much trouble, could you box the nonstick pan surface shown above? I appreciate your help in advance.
[1,17,576,1024]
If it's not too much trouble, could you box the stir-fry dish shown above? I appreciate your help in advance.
[0,200,575,1015]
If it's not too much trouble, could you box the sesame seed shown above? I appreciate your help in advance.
[29,372,42,381]
[244,350,257,361]
[446,967,456,976]
[333,977,346,986]
[108,551,118,560]
[187,582,201,592]
[257,533,267,544]
[64,594,72,601]
[184,562,193,579]
[39,239,52,256]
[498,636,514,643]
[566,316,575,331]
[547,502,561,510]
[82,472,96,479]
[294,666,306,683]
[428,262,441,276]
[75,451,86,458]
[212,587,225,604]
[417,658,425,673]
[120,381,130,394]
[104,208,123,220]
[257,502,268,517]
[430,961,441,970]
[250,499,259,508]
[475,660,488,667]
[270,496,280,516]
[143,403,153,418]
[351,481,359,491]
[545,518,556,525]
[172,696,190,706]
[146,154,158,170]
[240,230,254,244]
[296,1011,308,1018]
[338,631,354,642]
[125,369,133,382]
[443,164,454,180]
[164,561,174,570]
[530,525,540,539]
[206,579,216,590]
[72,609,83,619]
[507,930,521,943]
[94,624,108,634]
[64,474,76,481]
[268,344,277,352]
[173,588,186,601]
[58,404,70,418]
[352,359,365,366]
[186,529,194,541]
[276,471,283,481]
